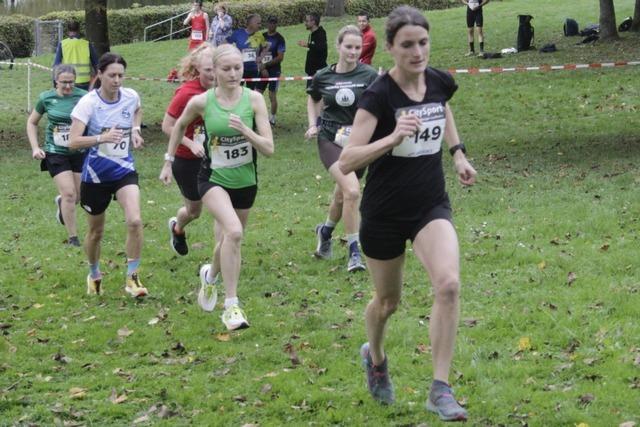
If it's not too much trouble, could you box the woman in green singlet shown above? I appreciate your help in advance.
[162,44,274,331]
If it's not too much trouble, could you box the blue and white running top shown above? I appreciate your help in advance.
[71,88,141,183]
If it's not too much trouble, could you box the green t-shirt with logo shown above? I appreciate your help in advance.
[35,87,87,155]
[306,62,378,141]
[202,87,257,189]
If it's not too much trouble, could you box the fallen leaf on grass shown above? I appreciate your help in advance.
[109,388,128,404]
[583,357,599,366]
[32,303,44,309]
[133,415,150,424]
[576,423,590,427]
[537,261,546,271]
[518,337,532,351]
[567,272,577,285]
[463,318,478,327]
[600,243,610,251]
[69,387,87,399]
[216,333,230,342]
[619,422,636,427]
[283,342,301,366]
[53,351,72,364]
[117,327,133,338]
[415,343,430,354]
[148,318,160,326]
[578,394,595,406]
[260,383,272,394]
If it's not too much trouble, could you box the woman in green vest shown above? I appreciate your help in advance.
[161,44,274,331]
[26,64,87,247]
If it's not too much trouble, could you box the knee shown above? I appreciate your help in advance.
[224,227,243,246]
[60,190,76,204]
[126,216,143,231]
[375,295,400,318]
[87,226,104,242]
[434,275,461,305]
[342,185,360,204]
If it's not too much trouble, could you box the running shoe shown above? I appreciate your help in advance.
[426,380,468,422]
[198,264,218,312]
[55,195,64,225]
[347,252,366,272]
[269,115,276,126]
[168,217,188,256]
[464,51,475,57]
[86,274,102,295]
[477,51,485,58]
[221,304,250,331]
[314,224,332,259]
[125,273,148,298]
[68,236,81,247]
[360,342,395,405]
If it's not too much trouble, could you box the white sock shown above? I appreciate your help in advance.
[324,219,337,229]
[347,233,359,246]
[224,297,239,309]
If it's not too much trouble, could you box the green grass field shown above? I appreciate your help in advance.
[1,0,640,425]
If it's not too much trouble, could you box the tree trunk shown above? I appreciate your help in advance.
[324,0,345,17]
[599,0,619,40]
[631,0,640,32]
[85,0,110,57]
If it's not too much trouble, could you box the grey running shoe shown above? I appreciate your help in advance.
[314,224,332,259]
[55,195,64,225]
[168,217,188,256]
[347,252,366,272]
[68,236,81,247]
[464,51,475,57]
[360,342,395,405]
[426,380,468,422]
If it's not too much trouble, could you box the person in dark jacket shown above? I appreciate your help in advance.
[298,13,327,87]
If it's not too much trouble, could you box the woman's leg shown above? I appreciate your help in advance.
[53,170,79,238]
[176,198,203,232]
[327,164,360,236]
[115,184,143,263]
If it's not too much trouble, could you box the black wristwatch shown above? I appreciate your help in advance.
[449,143,466,156]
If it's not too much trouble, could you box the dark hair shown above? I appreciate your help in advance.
[67,20,80,33]
[194,0,203,6]
[307,13,320,26]
[357,12,370,21]
[97,52,127,73]
[386,5,430,45]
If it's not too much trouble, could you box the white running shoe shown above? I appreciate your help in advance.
[221,304,250,331]
[198,264,218,312]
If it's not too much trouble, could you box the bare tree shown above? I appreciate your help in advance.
[632,0,640,32]
[325,0,345,17]
[599,0,619,40]
[85,0,110,57]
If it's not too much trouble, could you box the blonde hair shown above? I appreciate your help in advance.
[213,2,226,13]
[179,42,215,80]
[336,24,362,46]
[211,43,242,66]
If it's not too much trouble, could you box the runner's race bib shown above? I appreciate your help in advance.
[261,54,273,64]
[468,0,480,10]
[193,125,206,146]
[53,124,71,147]
[392,103,446,158]
[210,135,253,169]
[192,30,203,41]
[242,49,257,62]
[98,127,131,158]
[333,126,352,148]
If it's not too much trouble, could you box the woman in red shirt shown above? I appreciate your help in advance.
[184,0,210,50]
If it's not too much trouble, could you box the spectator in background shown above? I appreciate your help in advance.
[209,2,233,47]
[184,0,210,51]
[53,20,98,91]
[298,13,327,88]
[462,0,489,56]
[227,13,265,90]
[256,16,286,126]
[357,12,377,65]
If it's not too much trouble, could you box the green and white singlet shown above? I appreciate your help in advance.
[201,87,257,189]
[35,87,87,155]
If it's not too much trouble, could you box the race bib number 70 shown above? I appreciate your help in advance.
[98,127,131,158]
[392,103,446,158]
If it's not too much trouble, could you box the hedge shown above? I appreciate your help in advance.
[0,14,35,58]
[3,0,455,58]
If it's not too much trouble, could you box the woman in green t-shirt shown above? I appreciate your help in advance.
[26,64,87,247]
[161,44,274,331]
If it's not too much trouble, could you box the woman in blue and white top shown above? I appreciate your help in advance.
[69,52,148,299]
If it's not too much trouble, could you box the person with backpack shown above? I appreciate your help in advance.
[462,0,489,57]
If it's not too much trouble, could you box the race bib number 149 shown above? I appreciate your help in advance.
[392,103,446,158]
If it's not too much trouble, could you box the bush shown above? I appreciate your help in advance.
[345,0,455,17]
[0,14,35,58]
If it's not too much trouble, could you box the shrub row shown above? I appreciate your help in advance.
[1,0,454,58]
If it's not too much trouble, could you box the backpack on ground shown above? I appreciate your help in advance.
[619,17,633,32]
[564,18,579,36]
[580,24,599,37]
[517,15,535,52]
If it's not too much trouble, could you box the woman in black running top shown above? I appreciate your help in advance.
[339,6,476,422]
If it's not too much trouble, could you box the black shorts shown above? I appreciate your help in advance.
[80,172,139,216]
[256,69,281,92]
[243,68,259,90]
[467,6,484,28]
[360,198,452,260]
[40,152,84,178]
[317,135,365,178]
[172,156,202,201]
[198,181,257,210]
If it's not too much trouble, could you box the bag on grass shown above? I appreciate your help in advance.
[618,17,633,32]
[517,15,535,52]
[579,24,599,37]
[564,18,579,36]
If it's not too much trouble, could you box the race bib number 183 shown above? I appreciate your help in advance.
[209,135,253,169]
[392,103,446,158]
